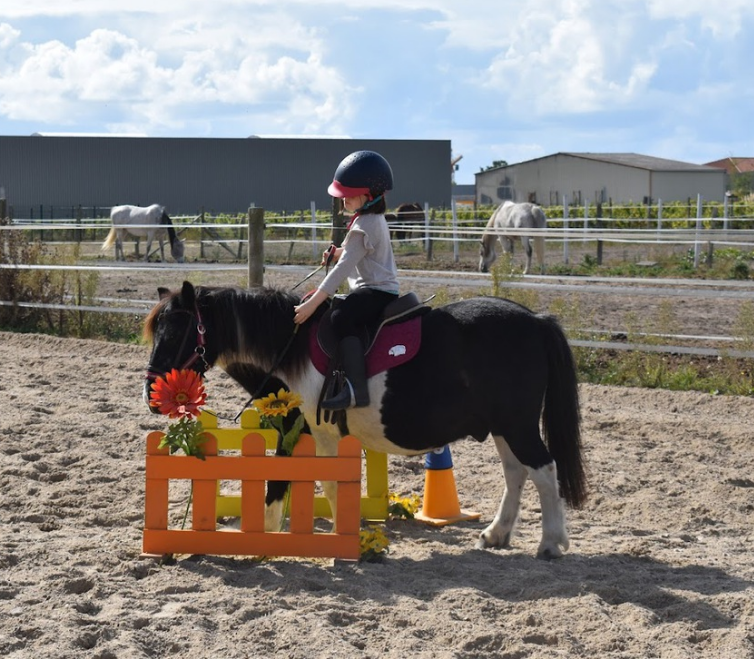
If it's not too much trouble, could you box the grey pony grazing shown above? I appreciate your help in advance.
[479,201,546,275]
[102,204,185,262]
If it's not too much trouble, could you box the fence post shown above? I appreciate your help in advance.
[310,201,318,260]
[451,198,459,262]
[596,202,603,265]
[426,208,435,261]
[723,193,730,232]
[248,207,265,288]
[0,195,6,221]
[423,202,430,254]
[331,197,346,247]
[693,194,702,269]
[562,194,569,265]
[583,201,589,243]
[199,206,206,259]
[75,205,83,245]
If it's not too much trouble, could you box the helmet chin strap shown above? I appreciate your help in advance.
[357,194,383,212]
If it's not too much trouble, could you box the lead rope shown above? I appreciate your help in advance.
[232,324,300,423]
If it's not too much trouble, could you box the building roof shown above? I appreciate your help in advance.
[562,152,719,172]
[452,184,475,198]
[477,152,721,175]
[704,157,754,174]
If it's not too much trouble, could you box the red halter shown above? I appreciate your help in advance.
[145,305,208,381]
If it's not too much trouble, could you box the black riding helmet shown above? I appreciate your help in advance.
[327,150,394,199]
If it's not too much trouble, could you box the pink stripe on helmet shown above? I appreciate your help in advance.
[328,179,371,198]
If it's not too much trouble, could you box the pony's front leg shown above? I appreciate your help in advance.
[264,480,288,531]
[115,233,124,261]
[321,480,339,531]
[478,435,528,550]
[522,237,533,275]
[313,433,341,531]
[500,236,514,264]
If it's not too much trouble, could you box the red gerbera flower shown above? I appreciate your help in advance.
[149,369,207,419]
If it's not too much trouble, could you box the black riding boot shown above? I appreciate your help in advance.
[321,336,369,410]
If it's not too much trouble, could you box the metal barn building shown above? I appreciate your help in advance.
[475,152,726,207]
[0,135,452,216]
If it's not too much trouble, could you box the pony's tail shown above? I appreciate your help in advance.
[540,314,587,508]
[102,227,116,251]
[162,215,185,261]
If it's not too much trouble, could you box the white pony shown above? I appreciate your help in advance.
[102,204,185,262]
[478,201,546,275]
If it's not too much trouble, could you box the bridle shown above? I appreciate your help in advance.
[145,304,210,381]
[145,298,300,423]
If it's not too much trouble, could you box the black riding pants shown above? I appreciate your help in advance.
[330,287,398,340]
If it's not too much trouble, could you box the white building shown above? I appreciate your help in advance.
[475,153,726,206]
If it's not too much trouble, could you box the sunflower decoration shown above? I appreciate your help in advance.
[388,492,422,519]
[359,525,390,562]
[252,388,305,455]
[149,368,208,459]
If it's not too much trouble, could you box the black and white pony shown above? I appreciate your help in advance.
[479,201,546,275]
[143,282,587,559]
[102,204,185,262]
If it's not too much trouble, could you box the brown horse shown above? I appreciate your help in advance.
[385,202,424,241]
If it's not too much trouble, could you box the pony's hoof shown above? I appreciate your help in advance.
[476,529,512,550]
[536,545,564,560]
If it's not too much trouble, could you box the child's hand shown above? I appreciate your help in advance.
[321,245,342,265]
[293,289,328,324]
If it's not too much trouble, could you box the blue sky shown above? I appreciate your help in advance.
[0,0,752,184]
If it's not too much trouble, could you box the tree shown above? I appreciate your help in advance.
[479,160,508,172]
[730,171,754,197]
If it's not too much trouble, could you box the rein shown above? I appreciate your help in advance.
[233,324,300,423]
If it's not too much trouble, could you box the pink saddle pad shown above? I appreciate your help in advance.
[309,316,422,377]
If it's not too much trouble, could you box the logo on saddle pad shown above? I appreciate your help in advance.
[309,316,421,377]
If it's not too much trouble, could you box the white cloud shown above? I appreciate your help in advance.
[646,0,754,37]
[479,4,657,115]
[0,15,356,134]
[0,21,19,48]
[0,0,753,178]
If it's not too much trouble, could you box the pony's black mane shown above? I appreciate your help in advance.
[196,285,313,377]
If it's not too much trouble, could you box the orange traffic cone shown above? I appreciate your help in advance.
[414,446,481,527]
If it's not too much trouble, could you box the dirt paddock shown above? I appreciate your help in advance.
[0,322,752,658]
[1,253,753,658]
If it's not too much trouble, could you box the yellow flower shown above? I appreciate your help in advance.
[252,388,303,418]
[359,525,390,562]
[388,492,421,519]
